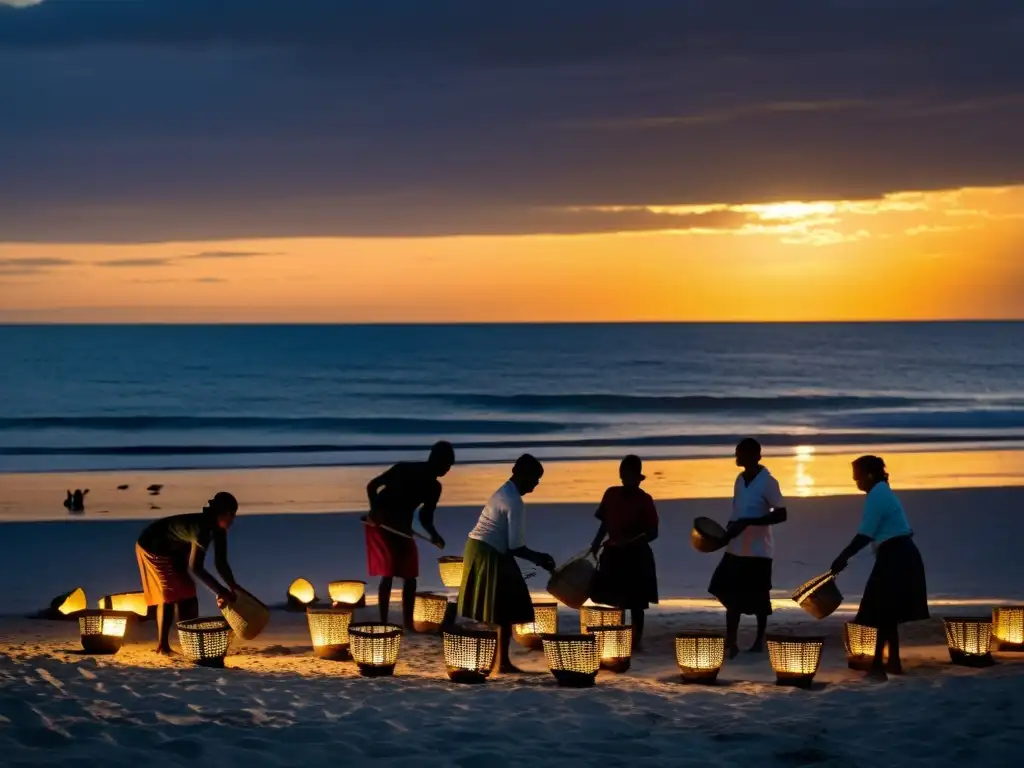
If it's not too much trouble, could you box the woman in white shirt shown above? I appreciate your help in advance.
[458,454,556,674]
[831,456,929,679]
[708,438,788,659]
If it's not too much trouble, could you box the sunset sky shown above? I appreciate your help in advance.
[1,0,1022,322]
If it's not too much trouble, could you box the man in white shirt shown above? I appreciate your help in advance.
[708,438,788,658]
[459,454,555,673]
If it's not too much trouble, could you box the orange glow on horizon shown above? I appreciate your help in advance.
[1,185,1022,322]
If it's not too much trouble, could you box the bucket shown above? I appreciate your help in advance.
[546,553,596,610]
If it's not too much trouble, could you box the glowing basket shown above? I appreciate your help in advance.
[51,587,87,618]
[349,623,403,677]
[286,578,318,611]
[589,624,633,673]
[438,556,464,589]
[79,610,130,655]
[98,592,149,619]
[944,617,994,667]
[177,618,232,667]
[413,592,449,634]
[674,631,726,684]
[307,606,354,660]
[843,622,878,671]
[513,602,558,650]
[992,606,1024,652]
[328,580,367,608]
[443,625,499,684]
[579,605,624,634]
[541,633,599,688]
[767,634,824,688]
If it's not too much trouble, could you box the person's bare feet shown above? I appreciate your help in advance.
[727,644,741,660]
[155,645,176,657]
[748,641,765,653]
[885,661,905,676]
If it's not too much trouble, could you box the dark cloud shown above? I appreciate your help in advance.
[0,256,75,275]
[0,0,1022,242]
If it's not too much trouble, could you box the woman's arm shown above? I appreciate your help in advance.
[188,542,232,602]
[830,534,872,574]
[509,545,556,572]
[212,529,237,591]
[590,522,608,553]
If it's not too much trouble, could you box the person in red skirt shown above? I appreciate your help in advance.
[365,441,455,627]
[589,455,659,652]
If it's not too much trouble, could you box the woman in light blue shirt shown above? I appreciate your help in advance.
[831,456,929,679]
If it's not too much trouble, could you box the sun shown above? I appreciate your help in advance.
[739,201,838,221]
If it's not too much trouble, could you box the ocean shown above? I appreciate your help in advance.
[1,322,1023,474]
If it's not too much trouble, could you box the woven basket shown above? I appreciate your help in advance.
[944,617,994,667]
[98,592,150,619]
[547,554,595,610]
[438,556,464,589]
[541,633,599,687]
[589,625,633,673]
[286,578,318,611]
[349,623,404,677]
[766,634,824,688]
[992,606,1024,651]
[177,618,232,667]
[513,602,559,650]
[843,622,878,670]
[674,631,726,683]
[307,606,354,660]
[691,517,728,553]
[328,580,367,608]
[79,610,131,655]
[413,592,449,634]
[51,587,88,618]
[791,572,843,620]
[443,625,499,684]
[580,605,625,634]
[221,587,270,640]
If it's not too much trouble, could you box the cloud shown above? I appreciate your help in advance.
[97,257,174,268]
[194,276,226,283]
[1,1,1022,242]
[179,250,276,260]
[0,256,74,274]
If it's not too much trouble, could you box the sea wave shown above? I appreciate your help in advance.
[0,415,572,435]
[4,432,1024,458]
[400,392,1016,414]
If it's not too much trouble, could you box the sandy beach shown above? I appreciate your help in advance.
[2,486,1023,765]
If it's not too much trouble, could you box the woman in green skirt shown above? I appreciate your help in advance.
[458,454,556,673]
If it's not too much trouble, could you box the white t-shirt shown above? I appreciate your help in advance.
[727,468,785,559]
[857,481,912,545]
[468,480,526,554]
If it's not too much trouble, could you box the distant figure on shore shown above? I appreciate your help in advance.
[135,492,240,654]
[459,454,555,673]
[64,489,88,513]
[708,438,788,658]
[364,441,455,627]
[589,455,659,651]
[831,456,929,679]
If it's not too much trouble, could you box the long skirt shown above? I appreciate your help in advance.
[136,543,196,606]
[854,535,929,628]
[708,552,773,616]
[458,538,534,626]
[590,541,659,610]
[365,524,419,579]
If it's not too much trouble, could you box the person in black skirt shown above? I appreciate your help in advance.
[589,455,659,651]
[708,438,787,658]
[831,455,929,679]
